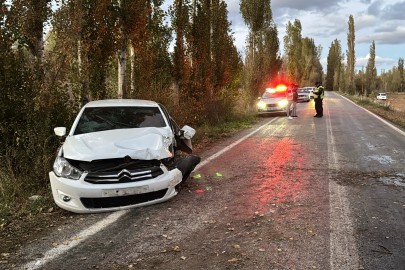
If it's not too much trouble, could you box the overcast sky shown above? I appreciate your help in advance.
[164,0,405,76]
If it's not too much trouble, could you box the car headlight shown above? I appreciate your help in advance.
[53,157,82,180]
[258,101,266,108]
[278,100,288,107]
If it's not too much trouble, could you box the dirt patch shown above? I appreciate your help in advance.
[386,93,405,112]
[331,170,405,191]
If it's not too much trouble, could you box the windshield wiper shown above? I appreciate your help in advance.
[95,115,116,127]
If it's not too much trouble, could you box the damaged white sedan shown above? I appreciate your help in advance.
[50,99,200,213]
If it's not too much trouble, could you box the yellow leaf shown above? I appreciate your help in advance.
[228,258,238,262]
[277,249,282,252]
[63,241,68,245]
[233,245,240,248]
[52,243,58,246]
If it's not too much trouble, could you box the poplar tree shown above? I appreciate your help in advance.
[398,58,404,92]
[346,15,356,94]
[326,39,341,91]
[284,19,303,84]
[240,0,280,99]
[365,40,376,93]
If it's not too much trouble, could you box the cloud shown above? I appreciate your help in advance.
[355,14,379,30]
[381,1,405,20]
[321,58,328,65]
[374,22,398,33]
[367,1,384,16]
[356,54,397,67]
[357,27,405,44]
[271,0,342,12]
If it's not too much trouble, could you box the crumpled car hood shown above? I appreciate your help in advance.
[62,127,173,162]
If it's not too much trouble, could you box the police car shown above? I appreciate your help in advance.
[257,85,293,115]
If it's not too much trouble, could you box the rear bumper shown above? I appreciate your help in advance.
[49,167,182,213]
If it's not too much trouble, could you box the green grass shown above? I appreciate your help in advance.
[193,113,259,147]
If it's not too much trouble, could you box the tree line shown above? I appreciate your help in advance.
[326,15,405,95]
[0,0,325,210]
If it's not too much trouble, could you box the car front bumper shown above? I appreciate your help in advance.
[258,106,288,114]
[49,166,182,213]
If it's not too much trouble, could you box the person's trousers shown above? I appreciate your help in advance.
[315,98,323,116]
[286,101,292,117]
[292,101,297,116]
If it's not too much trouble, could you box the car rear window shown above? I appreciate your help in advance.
[74,106,166,135]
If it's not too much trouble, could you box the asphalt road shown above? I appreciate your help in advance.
[13,92,405,270]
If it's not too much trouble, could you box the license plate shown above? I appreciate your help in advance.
[102,186,149,197]
[267,107,278,111]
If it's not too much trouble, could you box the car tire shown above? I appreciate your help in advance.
[175,155,201,183]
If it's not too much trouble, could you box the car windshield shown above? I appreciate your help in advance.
[297,89,308,93]
[380,93,386,96]
[74,106,166,135]
[262,91,286,99]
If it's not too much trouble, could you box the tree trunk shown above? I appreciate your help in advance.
[210,0,214,61]
[118,39,127,99]
[118,0,127,99]
[130,43,135,94]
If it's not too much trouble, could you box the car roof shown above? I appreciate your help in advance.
[84,99,159,108]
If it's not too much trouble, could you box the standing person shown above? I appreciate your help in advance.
[313,81,324,118]
[291,84,299,117]
[286,85,294,120]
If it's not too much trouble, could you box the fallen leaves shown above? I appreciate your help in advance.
[52,242,58,247]
[228,258,238,262]
[180,256,186,260]
[193,174,202,179]
[233,245,240,248]
[174,246,181,252]
[259,249,265,252]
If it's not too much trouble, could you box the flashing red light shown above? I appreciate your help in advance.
[276,84,287,91]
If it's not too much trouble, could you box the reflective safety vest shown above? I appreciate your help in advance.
[314,86,324,99]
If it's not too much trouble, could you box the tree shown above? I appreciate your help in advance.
[365,40,376,93]
[326,39,342,91]
[240,0,280,99]
[398,58,404,92]
[284,19,303,84]
[300,37,323,86]
[240,0,271,62]
[346,15,356,94]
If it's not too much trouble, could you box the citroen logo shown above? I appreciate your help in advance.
[118,169,131,181]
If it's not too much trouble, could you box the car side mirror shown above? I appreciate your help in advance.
[181,125,196,139]
[54,127,66,137]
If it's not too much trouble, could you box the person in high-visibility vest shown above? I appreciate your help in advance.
[314,81,324,118]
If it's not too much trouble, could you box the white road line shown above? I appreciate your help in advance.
[339,94,405,137]
[22,210,128,270]
[195,117,279,170]
[326,96,359,270]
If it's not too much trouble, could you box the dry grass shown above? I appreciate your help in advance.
[338,92,405,129]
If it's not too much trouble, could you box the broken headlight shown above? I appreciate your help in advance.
[53,157,83,180]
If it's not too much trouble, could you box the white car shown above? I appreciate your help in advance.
[303,87,315,99]
[50,99,200,213]
[257,85,292,115]
[376,93,387,100]
[297,88,311,102]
